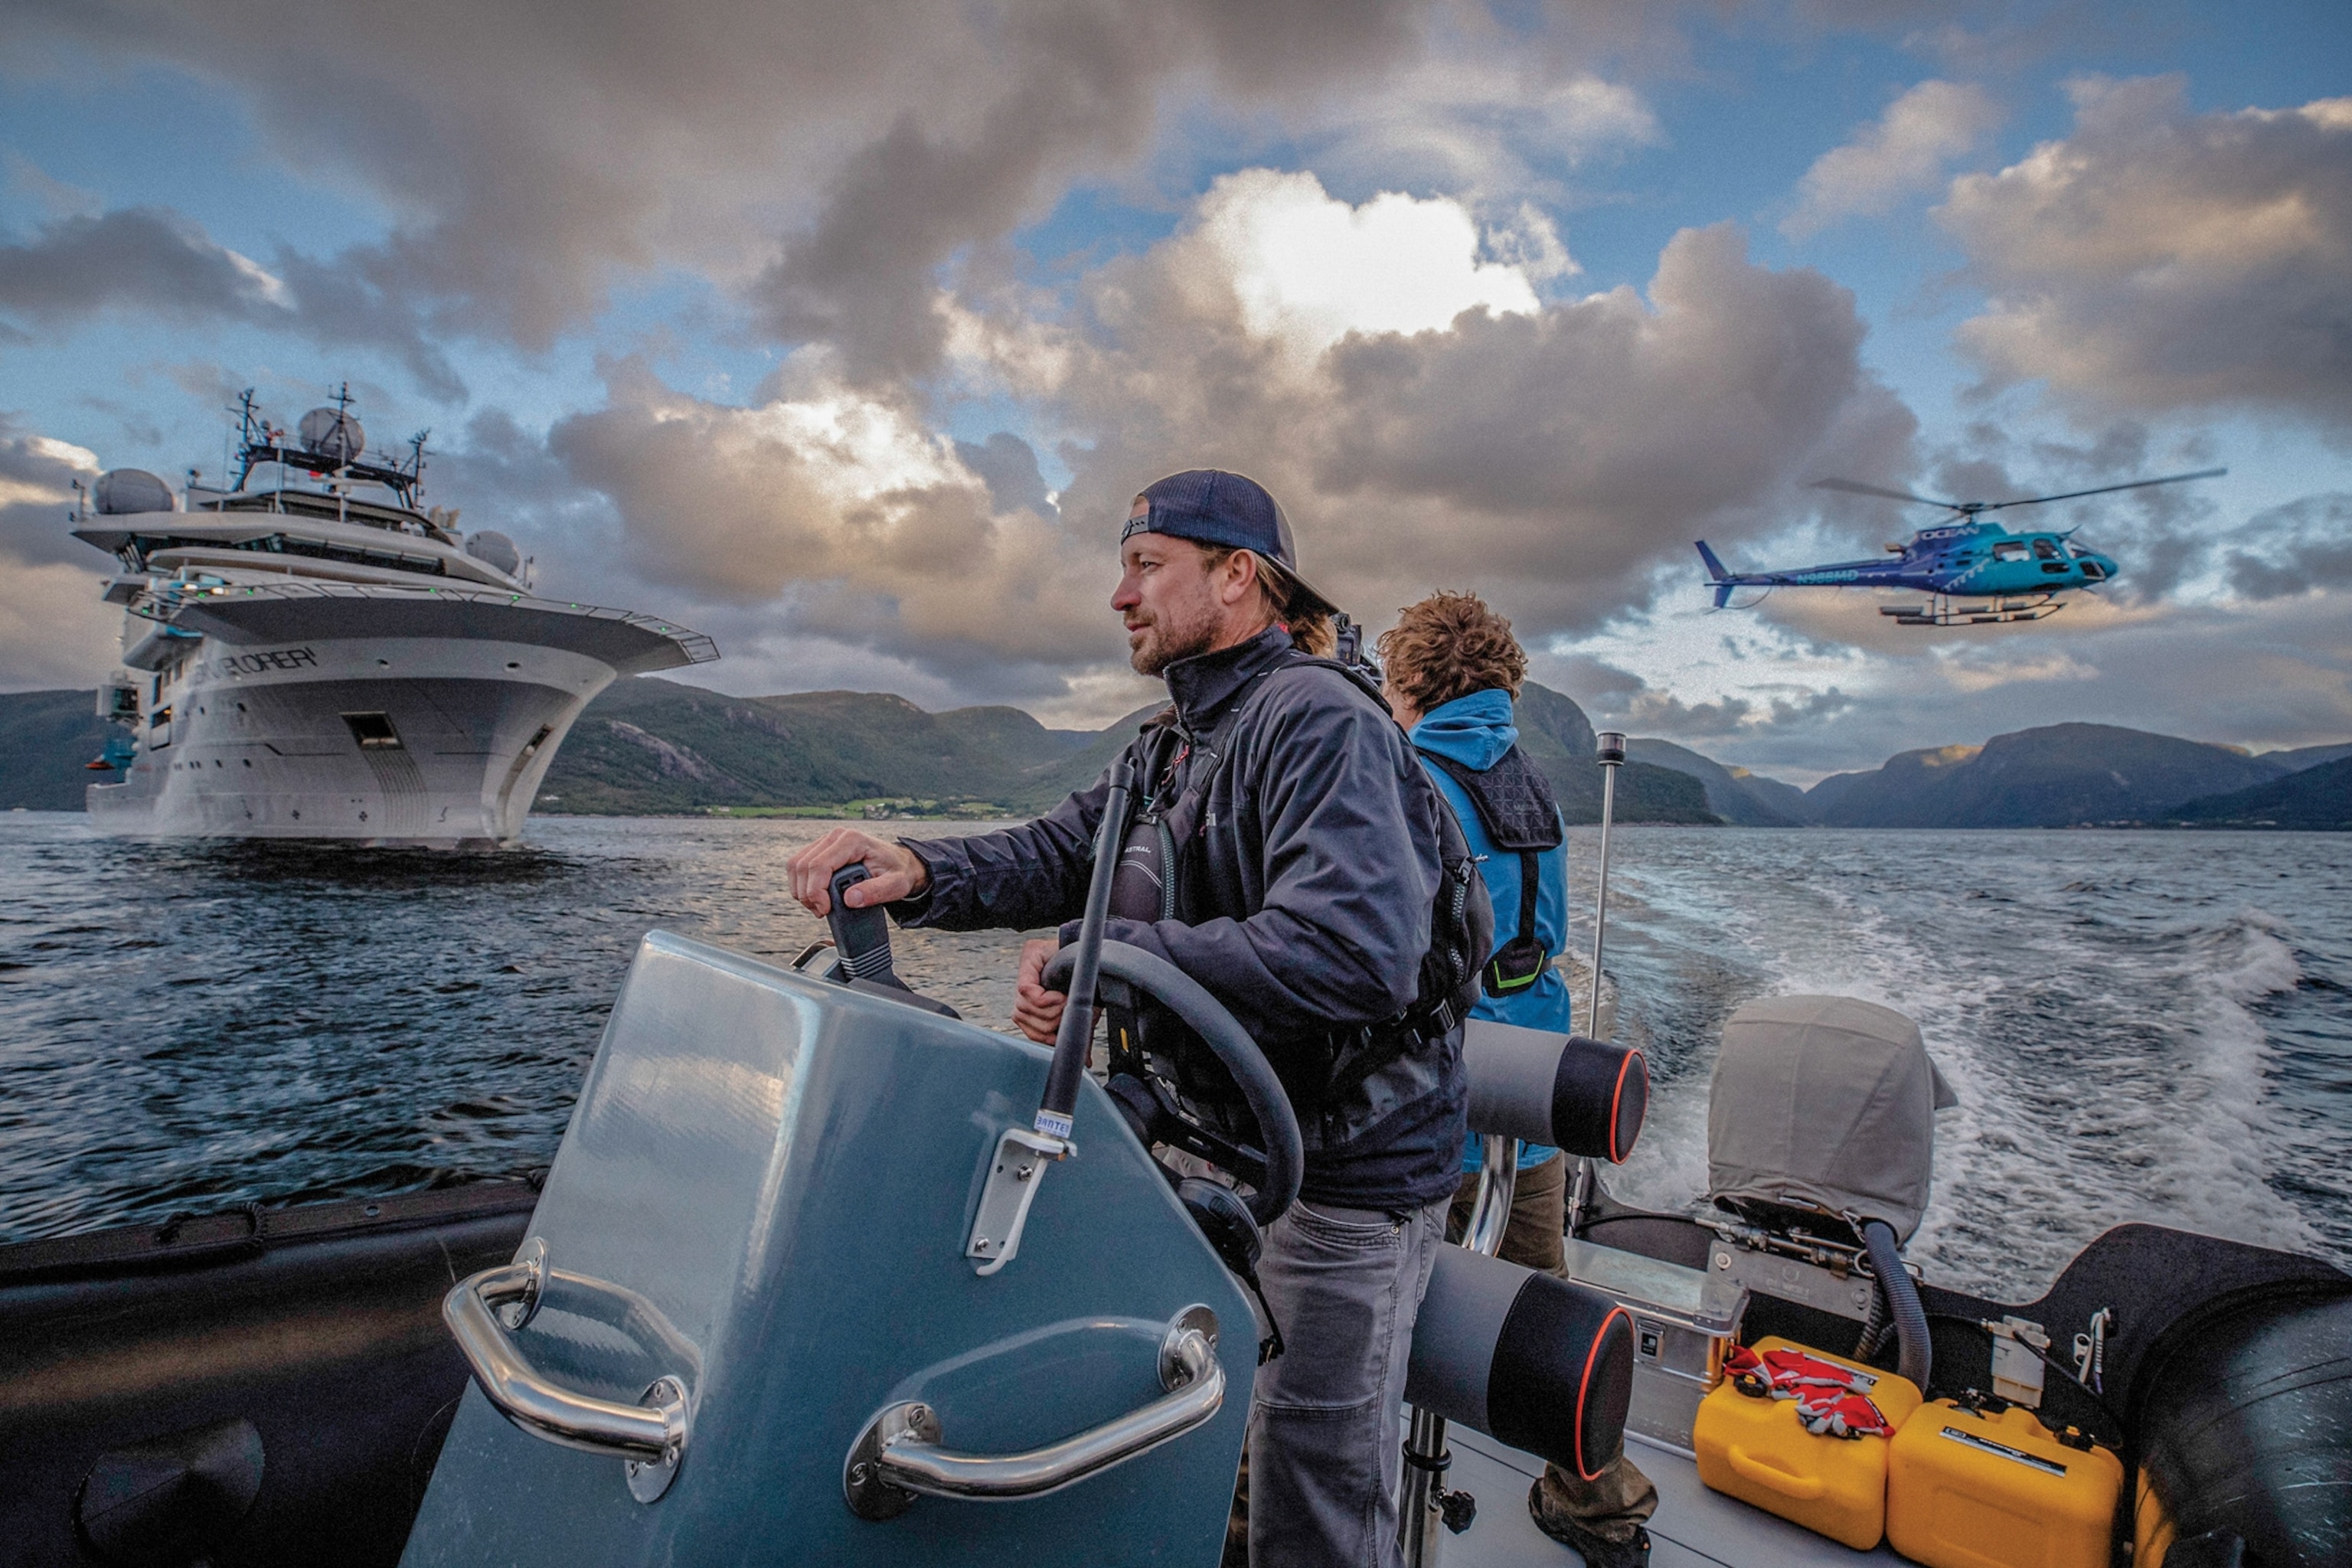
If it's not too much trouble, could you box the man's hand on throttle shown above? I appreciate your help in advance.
[1013,937,1068,1046]
[786,828,930,915]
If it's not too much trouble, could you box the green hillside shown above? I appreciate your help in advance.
[999,680,1717,824]
[0,690,110,810]
[1626,737,1806,825]
[1805,724,2293,828]
[2167,755,2352,830]
[538,679,1093,815]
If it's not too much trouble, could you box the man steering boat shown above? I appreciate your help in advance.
[786,469,1487,1567]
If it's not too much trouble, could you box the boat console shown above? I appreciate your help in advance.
[400,841,1645,1568]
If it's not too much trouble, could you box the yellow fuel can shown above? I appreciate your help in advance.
[1886,1399,2123,1568]
[1692,1336,1922,1549]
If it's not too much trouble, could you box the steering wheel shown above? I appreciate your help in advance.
[1042,942,1302,1232]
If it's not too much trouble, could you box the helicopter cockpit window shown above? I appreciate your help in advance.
[1992,540,2029,562]
[2032,538,2060,560]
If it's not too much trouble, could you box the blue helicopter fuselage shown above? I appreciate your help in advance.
[1697,519,2118,606]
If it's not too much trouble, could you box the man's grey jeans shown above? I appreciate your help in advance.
[1248,1194,1448,1567]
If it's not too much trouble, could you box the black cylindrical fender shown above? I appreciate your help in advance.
[1406,1246,1635,1480]
[1462,1018,1648,1162]
[2135,1289,2352,1567]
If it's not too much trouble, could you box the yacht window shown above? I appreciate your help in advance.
[342,711,403,750]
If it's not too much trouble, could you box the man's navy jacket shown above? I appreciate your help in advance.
[897,625,1468,1211]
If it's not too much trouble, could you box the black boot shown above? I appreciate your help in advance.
[1527,1481,1651,1568]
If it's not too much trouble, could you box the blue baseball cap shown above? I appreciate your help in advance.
[1123,469,1339,618]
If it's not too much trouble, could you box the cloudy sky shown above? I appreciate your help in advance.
[2,0,2346,781]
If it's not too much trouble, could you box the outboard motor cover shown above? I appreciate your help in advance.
[1706,995,1956,1243]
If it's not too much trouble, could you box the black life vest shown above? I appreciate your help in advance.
[1100,653,1491,1141]
[1415,743,1564,998]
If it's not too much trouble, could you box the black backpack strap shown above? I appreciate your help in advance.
[1416,744,1560,998]
[1414,745,1563,850]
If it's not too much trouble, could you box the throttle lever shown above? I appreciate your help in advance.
[828,864,900,986]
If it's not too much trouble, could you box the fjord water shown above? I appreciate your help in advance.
[2,813,2344,1298]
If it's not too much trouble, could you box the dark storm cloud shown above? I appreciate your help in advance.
[2226,494,2352,600]
[0,208,273,325]
[1942,77,2352,430]
[536,191,1914,709]
[1025,215,1914,654]
[753,0,1423,384]
[0,413,97,569]
[7,0,1423,370]
[0,207,464,398]
[0,416,116,689]
[956,433,1056,518]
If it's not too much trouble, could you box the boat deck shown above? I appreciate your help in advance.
[1445,1427,1892,1568]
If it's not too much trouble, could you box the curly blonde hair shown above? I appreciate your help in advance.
[1377,591,1526,714]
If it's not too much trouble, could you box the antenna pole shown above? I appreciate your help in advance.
[1586,731,1625,1043]
[1569,731,1626,1241]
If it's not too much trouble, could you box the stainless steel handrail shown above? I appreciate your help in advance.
[844,1307,1223,1517]
[443,1245,691,1467]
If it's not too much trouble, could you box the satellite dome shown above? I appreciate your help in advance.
[93,469,175,516]
[298,406,366,463]
[465,531,522,577]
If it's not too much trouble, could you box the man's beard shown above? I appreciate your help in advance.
[1127,601,1222,677]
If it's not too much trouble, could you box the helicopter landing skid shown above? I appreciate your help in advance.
[1881,592,2063,627]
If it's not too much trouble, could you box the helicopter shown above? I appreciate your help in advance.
[1694,467,2225,626]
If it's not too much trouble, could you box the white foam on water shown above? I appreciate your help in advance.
[1583,831,2330,1302]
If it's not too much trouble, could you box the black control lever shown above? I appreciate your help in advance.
[828,864,900,985]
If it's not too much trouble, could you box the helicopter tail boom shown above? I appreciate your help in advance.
[1694,542,1737,609]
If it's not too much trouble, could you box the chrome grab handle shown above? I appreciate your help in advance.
[844,1305,1223,1519]
[443,1239,694,1503]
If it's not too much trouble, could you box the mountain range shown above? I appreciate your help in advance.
[3,681,2344,830]
[537,676,1716,824]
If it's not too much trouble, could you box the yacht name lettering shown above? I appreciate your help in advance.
[211,646,319,677]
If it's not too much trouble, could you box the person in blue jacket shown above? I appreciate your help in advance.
[1376,593,1574,1261]
[1377,590,1659,1568]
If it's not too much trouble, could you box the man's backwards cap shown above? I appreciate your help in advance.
[1123,469,1339,619]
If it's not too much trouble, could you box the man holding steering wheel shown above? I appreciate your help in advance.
[787,469,1472,1568]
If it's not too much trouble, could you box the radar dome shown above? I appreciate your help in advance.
[298,406,366,462]
[93,469,175,516]
[466,531,522,577]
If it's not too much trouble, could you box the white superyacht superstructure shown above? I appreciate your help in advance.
[74,390,716,847]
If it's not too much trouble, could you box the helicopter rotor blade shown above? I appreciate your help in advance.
[1811,477,1961,509]
[1973,467,2227,514]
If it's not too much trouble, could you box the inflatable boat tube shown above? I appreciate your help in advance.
[1405,1245,1635,1480]
[1462,1018,1648,1161]
[2135,1288,2352,1567]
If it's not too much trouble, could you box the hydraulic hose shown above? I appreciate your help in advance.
[1044,941,1302,1228]
[1861,1219,1931,1392]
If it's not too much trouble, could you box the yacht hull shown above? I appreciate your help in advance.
[89,628,640,848]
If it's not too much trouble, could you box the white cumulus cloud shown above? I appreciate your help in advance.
[1182,168,1542,359]
[1784,80,2003,237]
[1942,76,2352,427]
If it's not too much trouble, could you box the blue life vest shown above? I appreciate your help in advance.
[1411,690,1574,1173]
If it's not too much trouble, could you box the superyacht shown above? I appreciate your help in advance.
[71,389,714,846]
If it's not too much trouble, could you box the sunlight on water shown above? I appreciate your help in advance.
[1,814,2345,1301]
